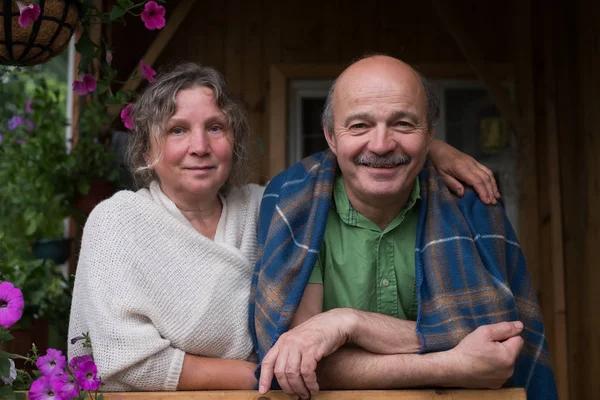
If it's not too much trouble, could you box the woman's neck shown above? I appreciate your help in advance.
[165,187,223,240]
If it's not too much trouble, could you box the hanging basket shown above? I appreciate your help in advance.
[0,0,80,66]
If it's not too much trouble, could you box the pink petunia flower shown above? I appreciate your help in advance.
[68,354,93,373]
[58,372,79,399]
[72,74,97,95]
[26,98,34,114]
[36,348,67,377]
[120,103,135,130]
[139,60,156,83]
[28,375,65,400]
[141,1,166,30]
[0,282,24,328]
[16,1,41,28]
[74,360,102,391]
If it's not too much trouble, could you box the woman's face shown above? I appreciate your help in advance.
[149,86,234,203]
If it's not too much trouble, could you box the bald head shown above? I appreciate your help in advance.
[321,55,440,134]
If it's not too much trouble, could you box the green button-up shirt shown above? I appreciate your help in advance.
[309,175,420,321]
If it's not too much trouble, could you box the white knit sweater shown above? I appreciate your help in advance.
[68,182,264,391]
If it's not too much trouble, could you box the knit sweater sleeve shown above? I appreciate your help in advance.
[68,193,185,391]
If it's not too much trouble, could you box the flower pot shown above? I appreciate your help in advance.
[0,0,80,66]
[32,237,71,264]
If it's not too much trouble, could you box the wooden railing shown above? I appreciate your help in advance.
[51,388,526,399]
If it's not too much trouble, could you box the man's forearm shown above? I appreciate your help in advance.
[334,308,421,354]
[317,347,454,390]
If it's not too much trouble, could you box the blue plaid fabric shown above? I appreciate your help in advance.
[250,150,557,399]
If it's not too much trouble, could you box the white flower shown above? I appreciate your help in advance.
[1,358,17,385]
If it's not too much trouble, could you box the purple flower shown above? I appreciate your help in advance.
[24,119,36,132]
[141,1,166,30]
[72,74,97,95]
[68,354,93,373]
[14,137,27,145]
[58,373,79,399]
[28,375,66,400]
[139,60,156,83]
[16,1,41,28]
[0,281,24,328]
[26,98,35,114]
[74,360,101,391]
[8,115,25,130]
[120,103,135,130]
[36,349,67,377]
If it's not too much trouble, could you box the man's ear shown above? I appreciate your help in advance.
[324,129,337,156]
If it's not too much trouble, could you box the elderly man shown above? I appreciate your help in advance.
[250,55,557,400]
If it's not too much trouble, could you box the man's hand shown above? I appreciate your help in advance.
[446,321,525,389]
[429,139,500,205]
[258,309,354,399]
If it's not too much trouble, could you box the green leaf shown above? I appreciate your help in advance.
[75,31,96,59]
[0,330,13,342]
[110,5,127,21]
[97,394,104,400]
[96,80,108,94]
[116,0,133,9]
[0,357,11,380]
[0,386,16,400]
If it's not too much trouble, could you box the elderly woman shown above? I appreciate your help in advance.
[68,62,499,391]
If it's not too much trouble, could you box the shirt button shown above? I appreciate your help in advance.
[382,279,390,287]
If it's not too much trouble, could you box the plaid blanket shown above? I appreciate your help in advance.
[250,150,557,399]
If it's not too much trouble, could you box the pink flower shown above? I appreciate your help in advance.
[36,348,67,377]
[28,375,66,400]
[26,98,34,114]
[69,355,93,373]
[120,103,135,130]
[58,372,79,399]
[72,74,97,95]
[139,60,156,83]
[16,1,41,28]
[74,360,101,391]
[141,1,166,30]
[0,282,24,328]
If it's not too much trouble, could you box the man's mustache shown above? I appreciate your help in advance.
[354,154,412,168]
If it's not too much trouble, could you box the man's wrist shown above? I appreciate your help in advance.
[326,308,359,344]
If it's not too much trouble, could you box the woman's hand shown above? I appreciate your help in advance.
[429,140,501,205]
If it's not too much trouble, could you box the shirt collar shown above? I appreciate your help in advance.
[333,175,420,232]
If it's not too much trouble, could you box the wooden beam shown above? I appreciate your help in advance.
[267,65,287,179]
[542,3,569,398]
[26,389,526,400]
[107,0,198,119]
[119,0,197,94]
[432,0,526,138]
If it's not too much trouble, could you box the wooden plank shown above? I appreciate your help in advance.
[432,0,526,138]
[224,0,243,95]
[241,0,264,184]
[267,65,287,179]
[47,389,526,400]
[541,3,569,398]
